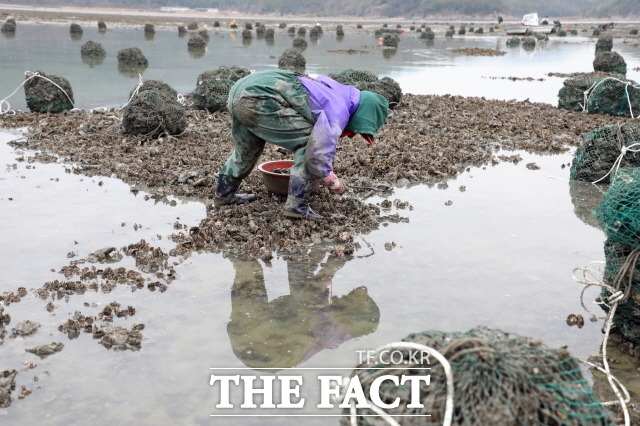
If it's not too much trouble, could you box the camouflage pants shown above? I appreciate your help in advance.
[218,70,317,188]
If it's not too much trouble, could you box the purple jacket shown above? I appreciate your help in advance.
[297,75,360,179]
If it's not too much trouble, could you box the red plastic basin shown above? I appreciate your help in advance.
[257,160,294,195]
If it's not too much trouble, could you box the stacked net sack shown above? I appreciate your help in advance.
[585,77,640,118]
[24,71,74,113]
[558,73,623,112]
[570,122,640,184]
[328,69,403,109]
[122,80,186,138]
[192,66,251,112]
[595,168,640,345]
[342,326,614,426]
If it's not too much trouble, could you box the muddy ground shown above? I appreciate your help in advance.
[1,95,634,260]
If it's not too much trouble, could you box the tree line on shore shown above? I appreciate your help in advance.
[6,0,639,18]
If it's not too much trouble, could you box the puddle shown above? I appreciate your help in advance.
[1,128,638,423]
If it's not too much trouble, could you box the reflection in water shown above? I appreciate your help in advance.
[81,55,105,68]
[188,47,206,59]
[382,47,397,59]
[118,63,148,78]
[70,33,82,41]
[569,180,605,230]
[144,32,155,41]
[242,37,252,47]
[226,249,380,370]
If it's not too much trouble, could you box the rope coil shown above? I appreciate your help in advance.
[573,259,634,426]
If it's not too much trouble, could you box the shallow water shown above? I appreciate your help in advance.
[1,22,639,111]
[2,20,640,425]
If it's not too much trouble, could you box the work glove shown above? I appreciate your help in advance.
[320,171,347,195]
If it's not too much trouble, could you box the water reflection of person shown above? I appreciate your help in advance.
[226,248,380,370]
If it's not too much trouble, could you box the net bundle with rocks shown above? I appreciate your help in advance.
[584,76,640,117]
[187,34,207,50]
[144,24,154,34]
[594,51,627,75]
[343,326,614,426]
[98,21,106,32]
[80,40,106,58]
[506,37,521,47]
[23,71,74,113]
[557,72,627,112]
[129,79,177,101]
[570,122,640,183]
[117,47,148,66]
[192,66,251,112]
[122,81,186,138]
[292,37,307,50]
[278,48,306,74]
[596,34,613,53]
[595,167,640,346]
[1,19,16,34]
[70,23,83,35]
[198,29,209,42]
[522,36,537,50]
[328,69,403,109]
[419,27,434,40]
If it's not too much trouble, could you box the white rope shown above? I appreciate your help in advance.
[119,73,145,110]
[573,262,631,426]
[337,342,454,426]
[2,71,186,114]
[592,141,640,184]
[582,76,640,118]
[1,71,74,114]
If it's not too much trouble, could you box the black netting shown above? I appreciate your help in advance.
[585,77,640,117]
[570,123,640,183]
[343,326,614,426]
[122,89,186,138]
[80,41,106,58]
[117,47,148,66]
[329,69,403,108]
[23,71,74,113]
[278,48,306,74]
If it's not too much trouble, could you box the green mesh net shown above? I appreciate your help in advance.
[600,239,640,346]
[192,78,234,112]
[329,69,402,109]
[129,79,177,100]
[585,77,640,117]
[596,167,640,248]
[343,327,614,426]
[122,89,186,138]
[192,67,250,113]
[24,71,74,113]
[570,123,640,183]
[196,66,251,85]
[558,73,625,112]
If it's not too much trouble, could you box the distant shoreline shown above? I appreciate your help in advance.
[2,3,640,26]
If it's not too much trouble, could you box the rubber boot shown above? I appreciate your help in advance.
[213,175,257,208]
[283,175,324,220]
